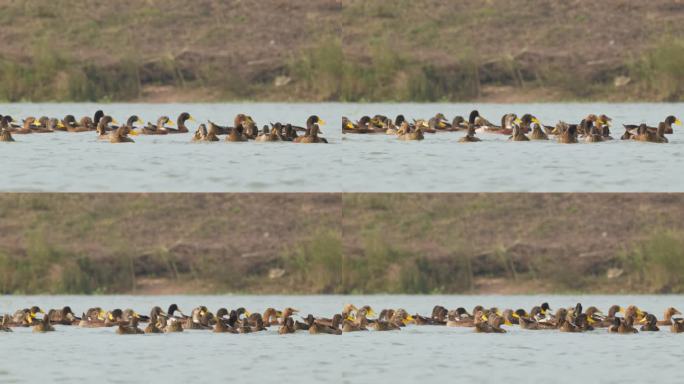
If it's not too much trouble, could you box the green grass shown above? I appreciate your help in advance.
[629,39,684,101]
[619,231,684,293]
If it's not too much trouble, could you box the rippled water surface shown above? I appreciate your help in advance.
[2,295,683,383]
[342,103,684,192]
[1,103,682,191]
[0,103,342,192]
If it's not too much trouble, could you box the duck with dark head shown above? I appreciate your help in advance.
[0,116,15,142]
[167,112,195,134]
[48,306,80,325]
[294,116,327,143]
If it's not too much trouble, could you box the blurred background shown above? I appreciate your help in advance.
[1,0,683,102]
[2,194,684,295]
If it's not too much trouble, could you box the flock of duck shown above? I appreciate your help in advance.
[0,111,328,143]
[2,302,683,335]
[343,111,681,143]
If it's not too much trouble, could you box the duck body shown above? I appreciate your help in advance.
[0,128,14,142]
[32,316,55,333]
[166,112,193,134]
[529,123,549,140]
[117,318,144,335]
[509,125,529,141]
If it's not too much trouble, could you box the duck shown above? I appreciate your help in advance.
[212,114,250,136]
[516,311,541,330]
[278,317,297,334]
[32,314,55,333]
[640,314,660,332]
[165,112,195,134]
[164,317,184,333]
[584,123,604,143]
[281,124,298,141]
[0,118,15,142]
[342,313,369,332]
[609,317,638,334]
[0,114,19,130]
[67,116,96,132]
[144,307,165,334]
[243,116,259,139]
[632,123,667,143]
[0,315,12,332]
[575,313,594,331]
[621,126,635,140]
[237,317,253,334]
[342,116,356,133]
[192,124,207,142]
[584,306,606,326]
[309,320,342,335]
[204,124,220,142]
[429,113,451,131]
[397,121,425,141]
[529,122,549,140]
[655,122,669,143]
[30,117,56,133]
[259,308,280,327]
[557,315,580,333]
[458,124,481,143]
[450,116,467,131]
[213,308,238,333]
[593,305,623,328]
[206,121,228,136]
[78,308,107,328]
[294,116,327,143]
[95,116,118,135]
[556,122,578,144]
[11,117,40,134]
[256,125,282,142]
[671,318,684,333]
[430,306,448,325]
[446,307,478,327]
[142,117,172,135]
[387,115,407,135]
[345,116,376,134]
[47,306,80,325]
[12,306,44,326]
[469,110,497,130]
[474,312,508,333]
[371,320,400,331]
[509,123,529,141]
[117,315,144,335]
[657,307,682,326]
[110,115,143,132]
[109,125,136,144]
[183,306,213,330]
[104,309,124,327]
[226,125,248,142]
[624,115,680,136]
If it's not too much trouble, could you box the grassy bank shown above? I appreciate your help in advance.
[2,194,684,294]
[0,1,683,102]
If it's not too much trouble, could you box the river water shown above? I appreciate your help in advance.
[342,103,684,192]
[0,103,342,192]
[1,103,682,192]
[1,295,682,383]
